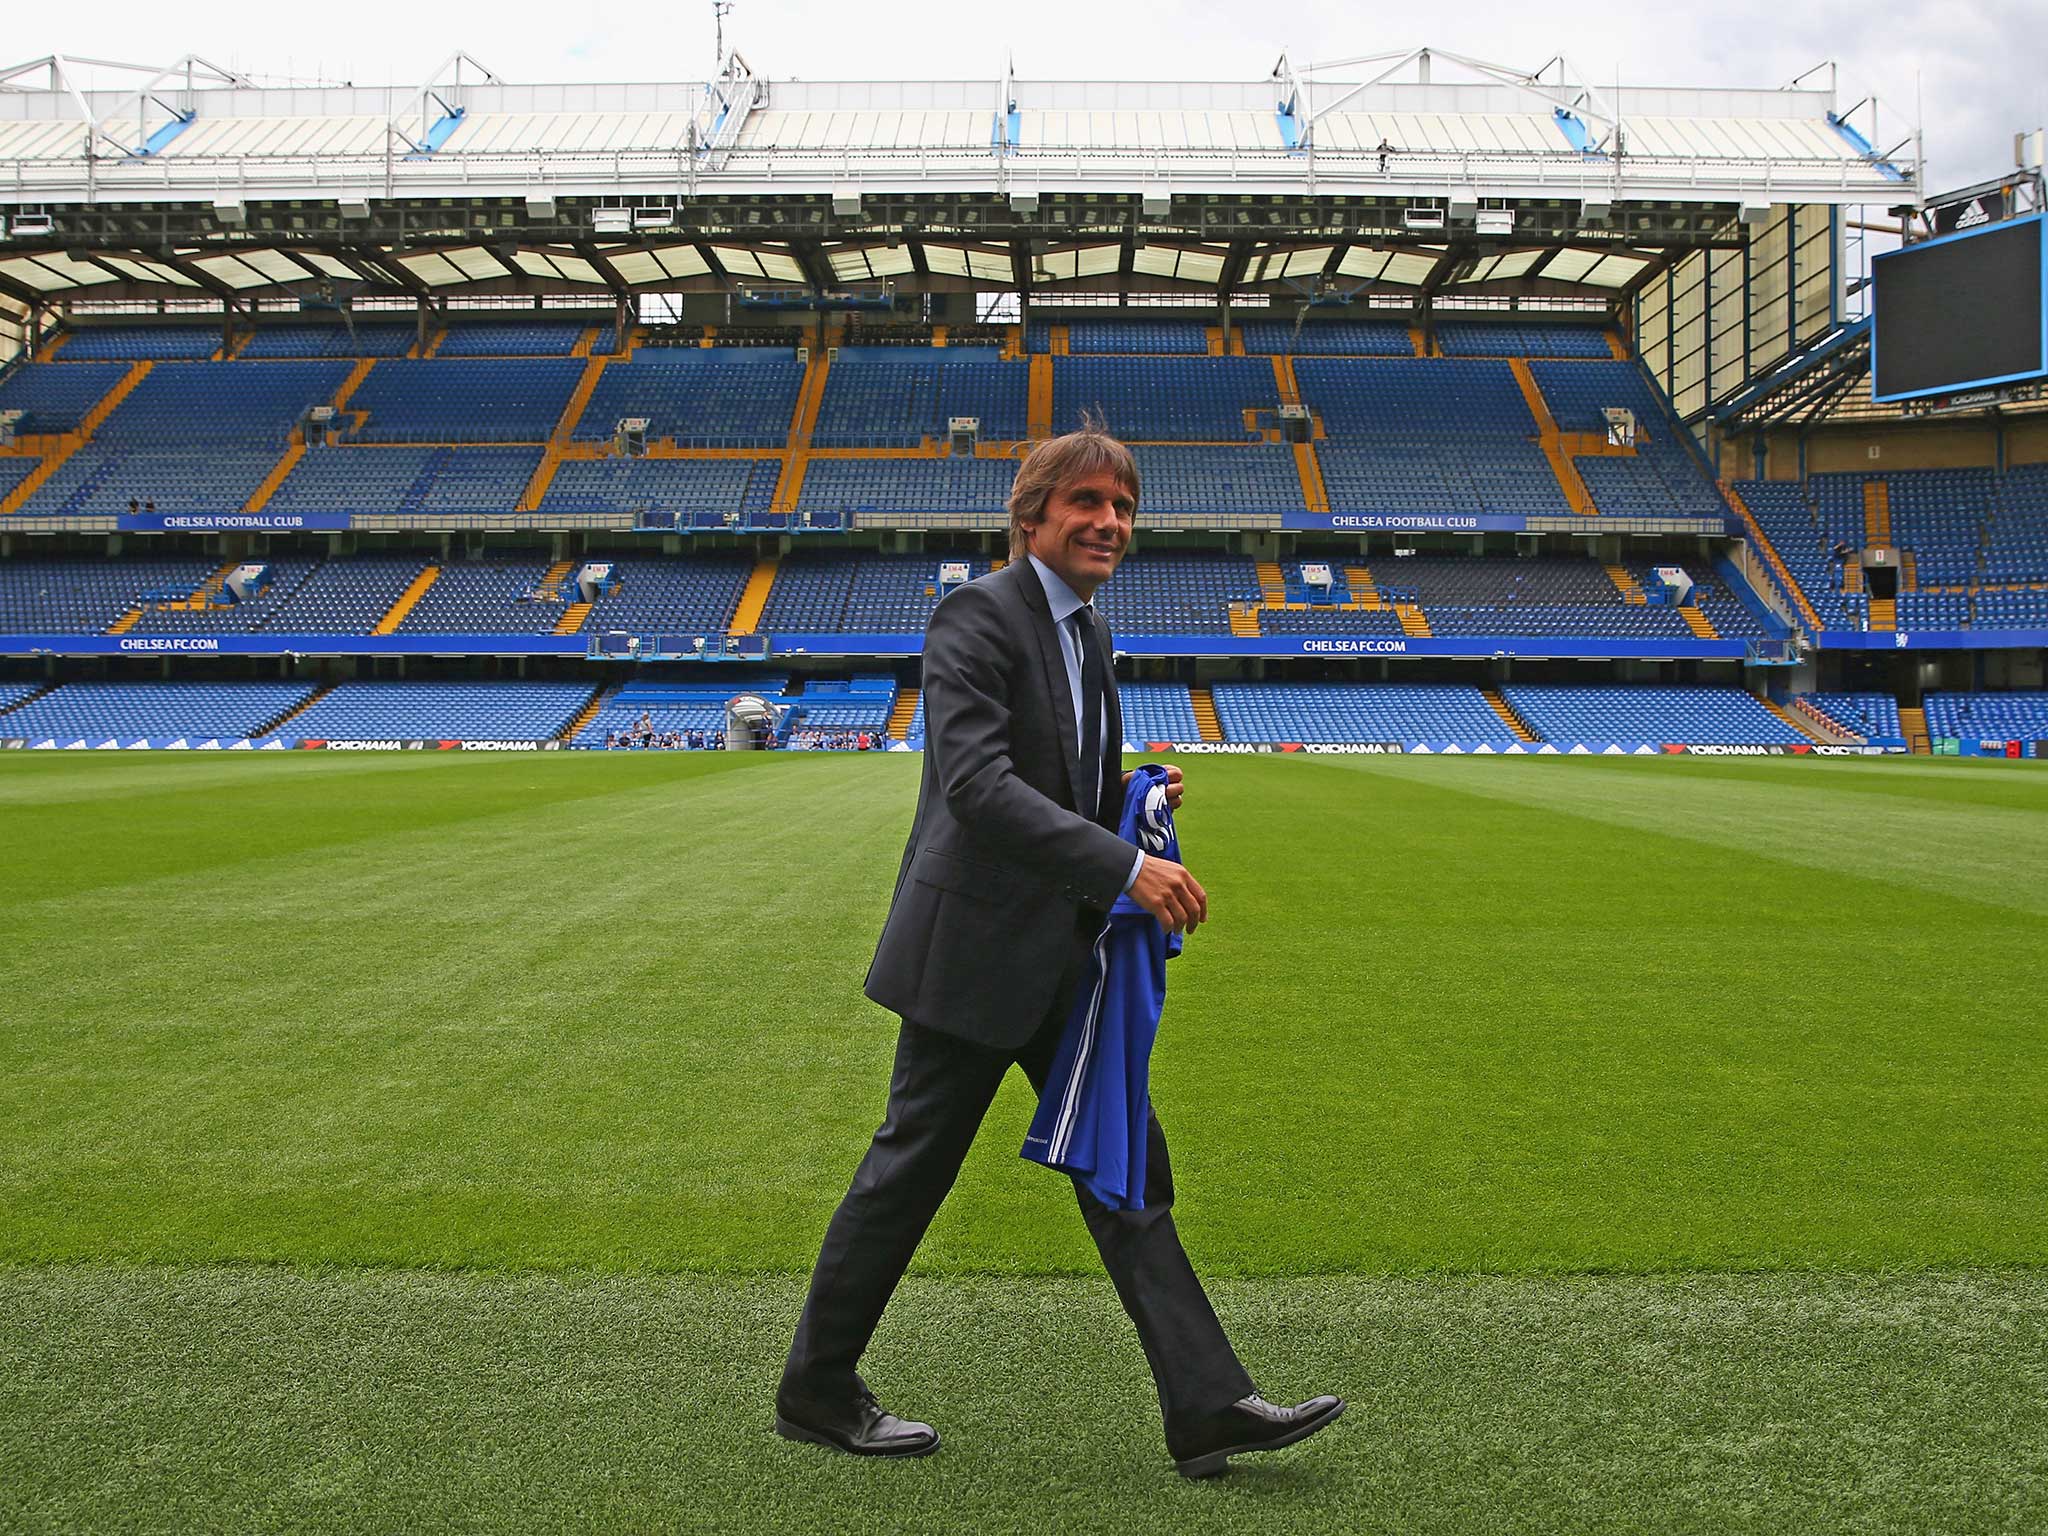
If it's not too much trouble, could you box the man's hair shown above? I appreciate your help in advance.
[1006,416,1140,561]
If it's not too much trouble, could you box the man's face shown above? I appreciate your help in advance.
[1025,468,1135,598]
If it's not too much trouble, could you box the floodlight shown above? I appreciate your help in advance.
[591,207,632,233]
[10,213,53,237]
[1010,191,1040,214]
[1448,194,1478,223]
[338,197,371,220]
[832,188,862,216]
[1401,206,1445,232]
[1141,191,1170,217]
[213,198,246,226]
[524,194,556,219]
[1739,199,1774,231]
[1579,195,1612,225]
[1475,208,1514,237]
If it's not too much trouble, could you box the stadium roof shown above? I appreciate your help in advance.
[0,48,1915,310]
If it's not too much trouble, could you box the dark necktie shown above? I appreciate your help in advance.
[1073,606,1104,817]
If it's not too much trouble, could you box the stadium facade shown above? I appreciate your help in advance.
[0,49,2043,756]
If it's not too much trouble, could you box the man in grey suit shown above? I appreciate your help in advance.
[776,425,1343,1478]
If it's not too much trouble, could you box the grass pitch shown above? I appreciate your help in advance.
[2,751,2044,1531]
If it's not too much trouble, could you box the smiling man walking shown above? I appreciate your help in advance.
[775,423,1343,1478]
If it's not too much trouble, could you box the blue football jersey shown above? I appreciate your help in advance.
[1021,764,1181,1210]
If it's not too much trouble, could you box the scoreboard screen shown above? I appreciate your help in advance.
[1871,213,2046,403]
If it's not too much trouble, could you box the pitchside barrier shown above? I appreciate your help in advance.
[1134,741,1917,757]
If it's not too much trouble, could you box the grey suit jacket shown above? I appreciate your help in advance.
[865,559,1135,1048]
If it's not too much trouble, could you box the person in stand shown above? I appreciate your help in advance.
[1376,136,1394,173]
[775,423,1342,1477]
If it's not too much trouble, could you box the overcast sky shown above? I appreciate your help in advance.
[11,0,2042,192]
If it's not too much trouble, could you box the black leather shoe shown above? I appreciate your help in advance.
[1167,1392,1345,1478]
[774,1386,940,1459]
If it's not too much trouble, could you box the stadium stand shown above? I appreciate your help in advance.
[125,559,322,634]
[349,359,585,444]
[573,678,792,747]
[1066,320,1208,355]
[0,680,41,715]
[259,557,429,633]
[1800,691,1903,742]
[1211,682,1518,744]
[543,457,781,519]
[1238,320,1412,356]
[810,348,1028,445]
[1922,691,2048,743]
[0,457,41,502]
[1092,551,1259,635]
[758,553,993,634]
[795,458,1014,516]
[3,681,313,744]
[582,556,753,634]
[1501,685,1807,744]
[1056,357,1275,440]
[1435,323,1611,358]
[0,362,132,433]
[266,447,541,516]
[1128,446,1304,514]
[572,350,805,445]
[53,326,221,361]
[0,557,215,630]
[263,681,592,743]
[1117,682,1200,742]
[237,324,416,359]
[392,560,574,634]
[435,321,585,357]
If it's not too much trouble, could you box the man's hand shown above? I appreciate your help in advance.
[1128,853,1207,936]
[1122,762,1185,813]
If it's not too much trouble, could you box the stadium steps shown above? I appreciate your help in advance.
[553,600,593,635]
[331,357,377,412]
[1900,550,1918,592]
[1721,481,1825,632]
[535,559,576,599]
[105,607,142,635]
[36,333,70,359]
[572,327,600,359]
[419,327,448,359]
[257,684,333,740]
[1605,332,1629,360]
[1793,697,1861,744]
[887,687,920,740]
[1863,480,1891,545]
[1394,602,1432,638]
[1507,358,1597,515]
[1189,686,1224,742]
[1050,325,1070,356]
[772,351,832,512]
[244,442,307,512]
[1842,560,1864,595]
[559,685,606,742]
[372,565,440,634]
[1205,325,1225,357]
[1346,564,1383,611]
[1677,604,1720,638]
[1604,564,1647,604]
[1868,595,1897,631]
[1409,325,1430,358]
[1900,703,1932,755]
[1755,693,1828,744]
[193,560,238,606]
[1270,355,1301,406]
[1480,687,1539,743]
[0,360,154,515]
[0,681,58,717]
[1027,354,1054,439]
[1256,561,1285,604]
[730,557,779,635]
[1228,604,1261,636]
[1292,441,1329,513]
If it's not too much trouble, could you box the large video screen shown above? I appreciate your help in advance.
[1871,213,2046,402]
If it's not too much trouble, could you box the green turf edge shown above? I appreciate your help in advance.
[2,1265,2044,1536]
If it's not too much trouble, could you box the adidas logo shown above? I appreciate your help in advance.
[1955,200,1990,228]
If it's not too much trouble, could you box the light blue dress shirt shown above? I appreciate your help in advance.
[1027,554,1146,895]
